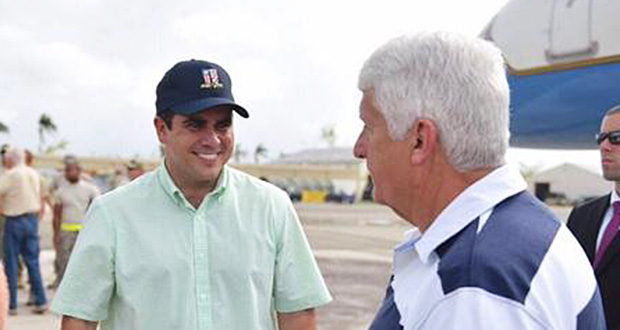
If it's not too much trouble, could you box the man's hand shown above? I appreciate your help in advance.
[277,308,316,330]
[60,315,98,330]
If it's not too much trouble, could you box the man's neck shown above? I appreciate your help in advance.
[164,162,219,209]
[181,186,213,209]
[410,166,495,232]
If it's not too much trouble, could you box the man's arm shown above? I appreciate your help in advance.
[277,309,316,330]
[52,203,63,251]
[60,315,98,330]
[38,178,50,220]
[38,197,46,220]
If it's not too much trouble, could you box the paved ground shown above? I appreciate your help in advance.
[6,203,573,330]
[7,250,60,329]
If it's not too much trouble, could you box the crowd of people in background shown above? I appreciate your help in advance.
[0,146,146,327]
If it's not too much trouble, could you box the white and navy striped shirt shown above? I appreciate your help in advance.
[369,165,605,330]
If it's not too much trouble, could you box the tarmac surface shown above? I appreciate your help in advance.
[7,203,572,330]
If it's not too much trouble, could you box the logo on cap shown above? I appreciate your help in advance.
[200,69,224,89]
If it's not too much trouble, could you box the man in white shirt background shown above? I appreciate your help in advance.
[0,147,47,315]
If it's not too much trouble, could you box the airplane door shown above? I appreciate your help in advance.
[546,0,597,60]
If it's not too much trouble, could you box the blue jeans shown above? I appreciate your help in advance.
[3,213,46,310]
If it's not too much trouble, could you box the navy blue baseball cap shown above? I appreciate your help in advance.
[155,60,249,118]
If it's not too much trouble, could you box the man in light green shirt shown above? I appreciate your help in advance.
[51,60,332,330]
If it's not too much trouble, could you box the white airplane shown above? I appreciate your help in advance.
[482,0,620,149]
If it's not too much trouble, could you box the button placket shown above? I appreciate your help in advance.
[193,209,211,330]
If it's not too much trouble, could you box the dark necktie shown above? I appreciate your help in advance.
[594,201,620,268]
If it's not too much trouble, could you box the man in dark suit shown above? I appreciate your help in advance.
[568,104,620,330]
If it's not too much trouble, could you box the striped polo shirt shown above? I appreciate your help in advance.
[369,165,605,330]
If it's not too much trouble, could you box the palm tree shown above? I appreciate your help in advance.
[254,144,268,164]
[38,114,57,152]
[321,124,336,147]
[0,122,9,134]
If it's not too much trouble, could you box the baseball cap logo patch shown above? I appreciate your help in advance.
[201,68,224,89]
[156,59,249,118]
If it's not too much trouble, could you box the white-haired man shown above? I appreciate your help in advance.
[0,147,47,315]
[354,32,605,329]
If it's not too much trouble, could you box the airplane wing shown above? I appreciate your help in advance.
[482,0,620,149]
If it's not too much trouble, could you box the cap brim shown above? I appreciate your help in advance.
[168,97,249,118]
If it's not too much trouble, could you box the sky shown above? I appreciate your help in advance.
[0,0,601,171]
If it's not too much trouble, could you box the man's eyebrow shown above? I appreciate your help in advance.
[183,116,206,124]
[217,115,233,124]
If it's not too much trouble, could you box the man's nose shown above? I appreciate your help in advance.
[353,133,366,159]
[200,129,221,145]
[600,138,613,152]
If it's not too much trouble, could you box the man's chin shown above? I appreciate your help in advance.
[195,166,223,181]
[603,172,620,182]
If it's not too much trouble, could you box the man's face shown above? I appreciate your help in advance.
[353,91,410,205]
[155,106,234,191]
[65,163,81,183]
[600,113,620,181]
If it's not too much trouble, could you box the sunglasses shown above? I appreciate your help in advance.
[596,130,620,145]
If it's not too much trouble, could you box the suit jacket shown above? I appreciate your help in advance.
[568,193,620,330]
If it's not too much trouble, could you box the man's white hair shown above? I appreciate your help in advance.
[358,31,510,172]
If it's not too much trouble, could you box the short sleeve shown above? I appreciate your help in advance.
[51,188,61,206]
[272,196,332,312]
[50,199,116,321]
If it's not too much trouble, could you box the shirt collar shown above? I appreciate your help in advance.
[411,164,527,264]
[156,162,229,210]
[611,189,620,205]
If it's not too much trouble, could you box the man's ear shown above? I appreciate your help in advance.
[410,119,438,165]
[154,117,169,144]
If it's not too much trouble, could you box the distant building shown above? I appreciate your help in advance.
[276,147,362,165]
[528,163,611,204]
[258,147,368,202]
